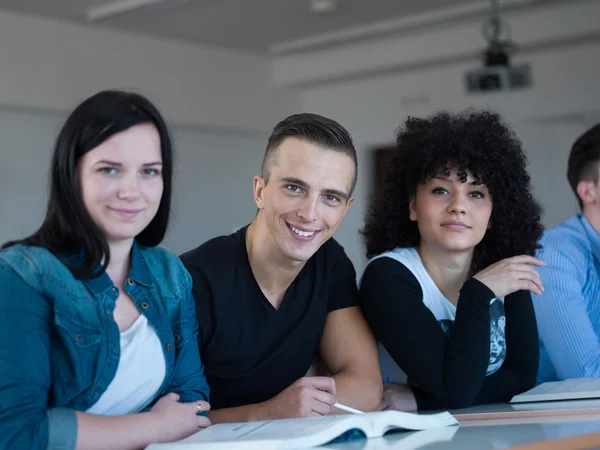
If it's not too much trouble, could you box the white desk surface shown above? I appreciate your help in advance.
[450,399,600,426]
[323,419,600,450]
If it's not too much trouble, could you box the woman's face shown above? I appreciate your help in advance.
[78,123,164,245]
[410,168,493,254]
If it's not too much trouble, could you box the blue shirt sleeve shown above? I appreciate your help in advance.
[0,261,77,450]
[534,235,600,379]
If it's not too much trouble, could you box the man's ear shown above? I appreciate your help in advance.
[342,195,355,218]
[409,197,417,221]
[253,176,266,209]
[576,180,598,207]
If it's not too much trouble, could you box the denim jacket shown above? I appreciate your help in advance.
[0,242,209,450]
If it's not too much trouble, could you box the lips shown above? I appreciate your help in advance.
[441,220,470,230]
[286,222,320,241]
[109,207,142,218]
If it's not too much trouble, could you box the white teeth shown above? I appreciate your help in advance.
[290,225,316,237]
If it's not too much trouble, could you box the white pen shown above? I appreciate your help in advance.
[334,402,365,414]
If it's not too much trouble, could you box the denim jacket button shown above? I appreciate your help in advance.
[75,333,82,342]
[166,343,172,351]
[174,334,180,342]
[127,278,135,286]
[141,302,149,309]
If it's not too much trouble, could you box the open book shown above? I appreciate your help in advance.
[146,411,458,450]
[510,378,600,404]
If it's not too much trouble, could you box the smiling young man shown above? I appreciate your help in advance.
[180,113,382,423]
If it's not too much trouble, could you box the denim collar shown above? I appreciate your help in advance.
[80,241,153,294]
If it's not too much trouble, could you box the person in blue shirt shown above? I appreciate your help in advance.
[0,90,210,450]
[535,123,600,383]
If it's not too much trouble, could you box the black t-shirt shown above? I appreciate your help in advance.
[180,226,358,409]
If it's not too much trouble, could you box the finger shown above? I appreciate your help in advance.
[164,392,180,402]
[515,280,542,295]
[312,389,336,407]
[186,400,210,414]
[512,268,543,293]
[303,376,336,396]
[506,255,545,266]
[196,416,211,428]
[188,400,211,414]
[311,398,334,416]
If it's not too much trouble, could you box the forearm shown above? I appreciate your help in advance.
[502,291,539,384]
[208,403,266,424]
[332,369,382,413]
[75,411,163,450]
[472,291,539,404]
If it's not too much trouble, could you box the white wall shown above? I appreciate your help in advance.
[0,9,298,256]
[0,107,267,254]
[0,9,298,134]
[2,1,600,273]
[295,4,600,273]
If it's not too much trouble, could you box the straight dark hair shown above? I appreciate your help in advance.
[2,90,174,279]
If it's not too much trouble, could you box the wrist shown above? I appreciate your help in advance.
[140,412,166,444]
[250,400,270,422]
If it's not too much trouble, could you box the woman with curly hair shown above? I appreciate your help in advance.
[359,110,544,411]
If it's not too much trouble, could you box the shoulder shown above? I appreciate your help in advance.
[361,249,421,290]
[318,237,350,261]
[0,244,73,289]
[316,237,357,277]
[139,245,192,290]
[538,216,590,266]
[180,229,244,272]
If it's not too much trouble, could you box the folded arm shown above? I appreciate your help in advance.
[360,258,507,410]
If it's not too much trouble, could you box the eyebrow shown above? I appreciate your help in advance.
[280,177,349,201]
[431,176,485,186]
[94,160,163,167]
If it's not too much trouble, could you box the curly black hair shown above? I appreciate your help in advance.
[362,110,543,274]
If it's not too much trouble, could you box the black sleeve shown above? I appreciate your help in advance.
[180,251,215,353]
[472,290,539,404]
[327,242,358,312]
[359,257,495,410]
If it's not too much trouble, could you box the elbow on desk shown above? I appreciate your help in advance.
[365,379,384,412]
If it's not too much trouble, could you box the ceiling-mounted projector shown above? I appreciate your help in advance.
[465,0,532,94]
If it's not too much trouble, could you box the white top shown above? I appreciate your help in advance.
[367,248,506,384]
[86,313,166,415]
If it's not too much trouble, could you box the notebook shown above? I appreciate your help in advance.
[146,410,459,450]
[510,378,600,404]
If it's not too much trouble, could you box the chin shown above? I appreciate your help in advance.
[280,243,319,263]
[103,226,144,242]
[443,242,478,253]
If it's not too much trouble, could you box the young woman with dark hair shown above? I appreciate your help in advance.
[0,90,210,449]
[360,110,544,411]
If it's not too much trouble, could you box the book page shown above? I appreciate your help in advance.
[174,415,362,444]
[370,410,458,435]
[511,378,600,403]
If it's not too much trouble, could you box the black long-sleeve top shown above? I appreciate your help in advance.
[359,257,539,410]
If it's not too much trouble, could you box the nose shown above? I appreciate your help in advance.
[447,194,467,215]
[117,172,141,201]
[297,195,319,222]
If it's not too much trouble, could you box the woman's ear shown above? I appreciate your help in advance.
[409,197,417,222]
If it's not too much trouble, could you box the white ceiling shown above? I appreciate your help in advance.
[0,0,545,54]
